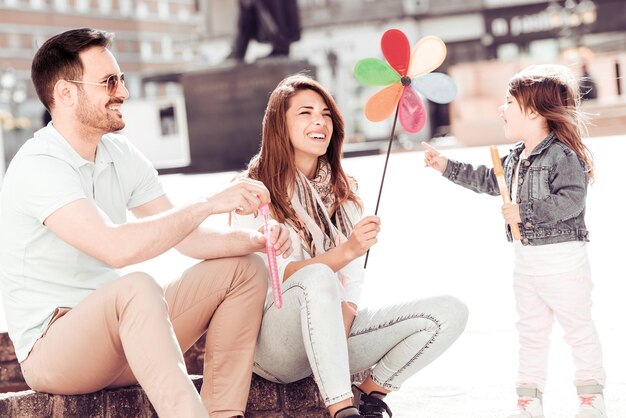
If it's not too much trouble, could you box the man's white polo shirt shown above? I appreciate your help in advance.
[0,124,164,362]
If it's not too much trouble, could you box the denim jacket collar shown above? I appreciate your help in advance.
[511,132,557,160]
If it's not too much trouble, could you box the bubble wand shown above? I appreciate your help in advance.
[260,204,283,308]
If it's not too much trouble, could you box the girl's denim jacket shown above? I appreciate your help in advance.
[442,132,589,245]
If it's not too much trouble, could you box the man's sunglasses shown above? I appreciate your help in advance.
[67,73,125,96]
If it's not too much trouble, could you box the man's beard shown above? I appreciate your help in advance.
[76,89,125,133]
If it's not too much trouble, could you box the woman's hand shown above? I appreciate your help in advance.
[421,142,448,174]
[343,216,380,260]
[258,221,293,258]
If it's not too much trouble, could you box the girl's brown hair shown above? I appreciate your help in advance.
[246,74,361,222]
[508,64,594,181]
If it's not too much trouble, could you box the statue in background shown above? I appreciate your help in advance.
[579,63,598,100]
[227,0,301,61]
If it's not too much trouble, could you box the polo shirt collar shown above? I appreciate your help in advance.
[38,123,114,168]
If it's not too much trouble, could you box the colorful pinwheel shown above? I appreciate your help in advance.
[354,29,456,267]
[354,29,457,133]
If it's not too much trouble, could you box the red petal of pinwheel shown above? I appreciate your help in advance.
[399,86,426,133]
[364,83,403,122]
[408,36,447,78]
[381,29,410,76]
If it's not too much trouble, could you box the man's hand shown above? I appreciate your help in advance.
[206,178,270,215]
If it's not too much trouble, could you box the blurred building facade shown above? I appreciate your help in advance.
[0,0,625,156]
[0,0,206,135]
[201,0,626,146]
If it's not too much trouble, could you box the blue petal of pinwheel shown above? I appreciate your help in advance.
[411,72,457,104]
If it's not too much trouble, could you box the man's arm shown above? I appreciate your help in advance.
[131,195,269,260]
[44,177,270,268]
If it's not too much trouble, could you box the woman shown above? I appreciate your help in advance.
[232,74,468,418]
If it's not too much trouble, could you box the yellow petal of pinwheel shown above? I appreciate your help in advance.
[407,36,447,78]
[364,83,403,122]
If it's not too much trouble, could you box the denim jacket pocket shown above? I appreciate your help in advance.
[528,166,551,201]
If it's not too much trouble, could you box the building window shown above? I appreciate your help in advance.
[161,36,173,59]
[119,0,132,15]
[178,4,190,20]
[140,40,153,60]
[136,1,149,18]
[157,0,168,18]
[30,0,45,9]
[53,0,67,10]
[99,0,112,13]
[75,0,88,12]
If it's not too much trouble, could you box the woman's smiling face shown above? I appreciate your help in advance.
[286,89,333,174]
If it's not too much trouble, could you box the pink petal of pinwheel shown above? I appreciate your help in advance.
[407,36,447,78]
[398,86,426,133]
[381,29,410,76]
[411,72,457,104]
[364,83,403,122]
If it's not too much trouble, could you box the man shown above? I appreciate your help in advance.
[0,28,291,418]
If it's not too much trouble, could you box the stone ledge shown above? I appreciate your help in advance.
[0,332,337,417]
[0,381,160,418]
[0,333,28,393]
[0,375,329,417]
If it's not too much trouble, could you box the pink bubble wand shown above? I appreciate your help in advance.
[260,204,283,309]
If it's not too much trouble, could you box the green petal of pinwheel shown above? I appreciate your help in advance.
[354,58,401,86]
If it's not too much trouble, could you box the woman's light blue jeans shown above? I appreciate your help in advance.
[253,264,469,406]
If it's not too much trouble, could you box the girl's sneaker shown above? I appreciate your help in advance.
[506,397,544,418]
[576,393,607,417]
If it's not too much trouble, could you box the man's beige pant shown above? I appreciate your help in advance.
[20,255,268,418]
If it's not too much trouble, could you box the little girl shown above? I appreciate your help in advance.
[423,64,607,418]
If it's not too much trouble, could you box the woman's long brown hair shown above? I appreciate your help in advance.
[508,64,594,181]
[246,74,361,223]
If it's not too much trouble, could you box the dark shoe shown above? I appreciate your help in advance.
[352,385,393,417]
[333,405,363,418]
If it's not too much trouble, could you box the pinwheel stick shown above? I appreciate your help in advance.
[490,146,521,240]
[364,104,400,268]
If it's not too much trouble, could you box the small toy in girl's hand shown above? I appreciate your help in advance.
[490,145,521,240]
[260,204,283,309]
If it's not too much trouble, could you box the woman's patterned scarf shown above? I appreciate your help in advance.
[289,157,356,259]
